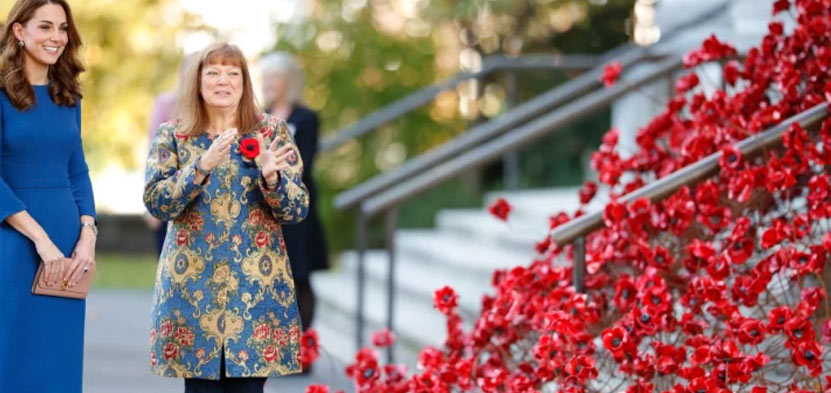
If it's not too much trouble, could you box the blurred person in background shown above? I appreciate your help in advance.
[0,1,96,392]
[143,53,196,257]
[144,43,308,393]
[259,52,329,343]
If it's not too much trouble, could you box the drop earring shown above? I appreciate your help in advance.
[18,40,24,47]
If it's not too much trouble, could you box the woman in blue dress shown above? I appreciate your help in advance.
[0,1,96,392]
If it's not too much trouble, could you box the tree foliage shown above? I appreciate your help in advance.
[269,0,634,251]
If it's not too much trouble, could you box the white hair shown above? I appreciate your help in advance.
[259,52,305,105]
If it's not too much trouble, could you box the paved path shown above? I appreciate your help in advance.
[84,290,352,393]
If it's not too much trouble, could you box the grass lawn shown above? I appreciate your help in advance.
[94,253,159,289]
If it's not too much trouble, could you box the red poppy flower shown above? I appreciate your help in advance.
[603,199,628,227]
[676,73,700,93]
[371,328,396,348]
[683,35,738,68]
[723,61,741,85]
[706,255,732,282]
[664,187,696,235]
[726,237,754,265]
[698,205,731,233]
[682,240,714,272]
[601,61,622,88]
[761,219,789,248]
[822,320,831,343]
[799,286,826,315]
[769,21,784,36]
[487,198,511,221]
[773,0,790,14]
[768,307,792,332]
[785,317,816,344]
[792,340,822,376]
[792,214,811,238]
[433,286,458,315]
[305,385,329,393]
[602,326,631,358]
[240,137,260,160]
[614,276,637,311]
[565,355,598,383]
[719,145,744,172]
[348,348,380,387]
[737,319,766,345]
[579,181,598,204]
[300,329,320,367]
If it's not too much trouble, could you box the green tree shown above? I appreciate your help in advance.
[269,0,634,251]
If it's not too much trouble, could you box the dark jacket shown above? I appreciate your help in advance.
[280,106,329,278]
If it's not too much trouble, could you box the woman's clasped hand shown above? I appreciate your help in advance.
[198,128,237,172]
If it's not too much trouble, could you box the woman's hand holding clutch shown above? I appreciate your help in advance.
[33,237,65,286]
[64,228,96,288]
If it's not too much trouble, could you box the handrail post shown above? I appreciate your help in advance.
[503,70,520,190]
[354,213,368,349]
[384,207,399,363]
[573,236,586,293]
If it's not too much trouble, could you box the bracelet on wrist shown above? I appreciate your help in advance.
[194,158,210,177]
[81,222,98,237]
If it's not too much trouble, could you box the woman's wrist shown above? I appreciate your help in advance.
[264,172,279,189]
[31,232,50,245]
[80,225,97,241]
[195,156,212,176]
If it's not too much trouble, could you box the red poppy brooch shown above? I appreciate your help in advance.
[240,137,260,166]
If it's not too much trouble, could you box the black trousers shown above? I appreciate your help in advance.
[184,353,266,393]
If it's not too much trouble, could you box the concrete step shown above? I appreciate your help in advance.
[313,187,611,372]
[310,307,360,370]
[484,187,584,221]
[340,250,489,314]
[435,208,545,252]
[312,268,449,368]
[395,229,535,281]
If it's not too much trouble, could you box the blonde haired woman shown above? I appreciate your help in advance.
[144,42,308,393]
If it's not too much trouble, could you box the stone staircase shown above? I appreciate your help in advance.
[304,0,783,381]
[310,187,591,369]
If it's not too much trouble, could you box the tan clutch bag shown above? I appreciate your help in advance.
[31,258,95,299]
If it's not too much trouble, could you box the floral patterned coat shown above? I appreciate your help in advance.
[143,113,308,379]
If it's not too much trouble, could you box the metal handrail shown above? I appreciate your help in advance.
[550,103,831,247]
[318,54,601,153]
[350,56,683,359]
[360,56,683,216]
[334,49,659,210]
[333,0,732,210]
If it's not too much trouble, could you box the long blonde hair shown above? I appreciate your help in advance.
[176,43,261,136]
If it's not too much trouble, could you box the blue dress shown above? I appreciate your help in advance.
[0,85,96,393]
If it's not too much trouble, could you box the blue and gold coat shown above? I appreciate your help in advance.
[143,114,308,379]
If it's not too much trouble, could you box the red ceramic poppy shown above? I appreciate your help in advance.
[240,137,259,160]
